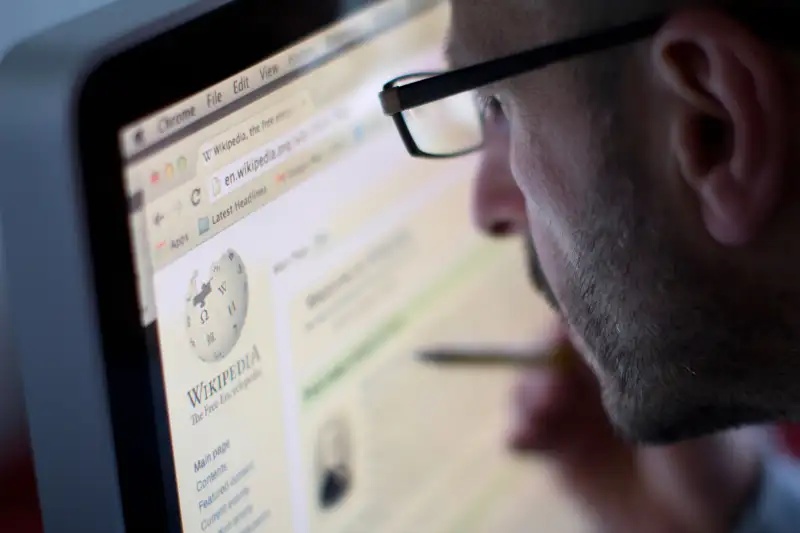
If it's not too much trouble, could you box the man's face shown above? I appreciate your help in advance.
[461,1,798,443]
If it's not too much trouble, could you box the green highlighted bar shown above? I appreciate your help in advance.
[302,314,407,404]
[301,241,503,407]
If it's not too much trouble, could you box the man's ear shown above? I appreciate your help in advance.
[653,9,789,246]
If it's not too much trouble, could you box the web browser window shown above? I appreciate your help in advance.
[122,1,589,532]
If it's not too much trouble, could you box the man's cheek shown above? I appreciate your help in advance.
[509,128,571,219]
[526,224,597,363]
[525,220,564,295]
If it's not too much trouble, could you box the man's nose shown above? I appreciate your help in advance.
[472,132,527,237]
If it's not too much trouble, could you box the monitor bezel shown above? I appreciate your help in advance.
[76,0,375,531]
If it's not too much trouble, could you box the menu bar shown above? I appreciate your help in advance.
[119,0,438,158]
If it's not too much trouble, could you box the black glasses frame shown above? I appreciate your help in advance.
[383,71,488,158]
[379,8,799,158]
[379,15,667,157]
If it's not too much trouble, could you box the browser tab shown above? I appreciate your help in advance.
[197,91,314,169]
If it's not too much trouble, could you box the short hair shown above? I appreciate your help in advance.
[564,0,797,32]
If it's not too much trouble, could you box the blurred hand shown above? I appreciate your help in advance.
[510,321,764,533]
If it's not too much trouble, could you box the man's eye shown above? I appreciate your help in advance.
[477,95,507,125]
[477,95,501,116]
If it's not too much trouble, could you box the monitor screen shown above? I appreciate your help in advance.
[120,0,586,531]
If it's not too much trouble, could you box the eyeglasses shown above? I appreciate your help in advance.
[378,9,795,159]
[378,15,666,158]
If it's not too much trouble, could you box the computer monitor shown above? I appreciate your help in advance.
[0,0,587,531]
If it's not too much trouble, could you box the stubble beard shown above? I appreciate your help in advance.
[557,105,799,443]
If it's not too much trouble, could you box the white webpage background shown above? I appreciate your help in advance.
[152,11,463,532]
[152,116,474,532]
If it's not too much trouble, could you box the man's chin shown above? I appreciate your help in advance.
[603,393,777,445]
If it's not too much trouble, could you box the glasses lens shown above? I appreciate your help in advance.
[396,76,483,156]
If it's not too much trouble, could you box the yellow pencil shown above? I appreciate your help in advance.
[416,340,578,369]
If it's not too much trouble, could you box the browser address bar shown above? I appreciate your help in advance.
[202,50,444,203]
[207,91,379,203]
